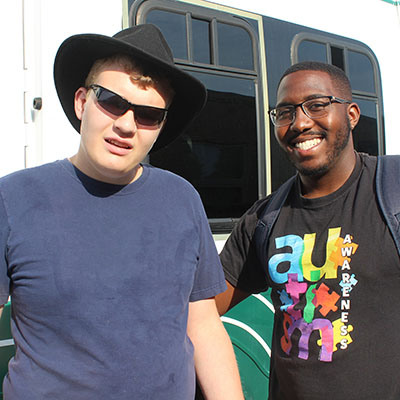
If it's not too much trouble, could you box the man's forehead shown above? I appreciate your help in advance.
[277,70,333,103]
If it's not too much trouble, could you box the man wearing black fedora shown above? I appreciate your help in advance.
[0,24,244,399]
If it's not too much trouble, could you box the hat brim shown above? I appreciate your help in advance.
[53,28,207,152]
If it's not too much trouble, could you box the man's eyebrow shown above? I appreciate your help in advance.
[275,94,330,108]
[275,101,293,108]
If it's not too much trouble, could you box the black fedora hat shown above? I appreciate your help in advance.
[53,24,207,152]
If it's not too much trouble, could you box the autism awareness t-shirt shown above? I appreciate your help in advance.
[221,153,400,399]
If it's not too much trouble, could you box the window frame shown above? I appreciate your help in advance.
[292,32,385,154]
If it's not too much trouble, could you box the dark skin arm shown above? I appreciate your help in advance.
[215,280,252,316]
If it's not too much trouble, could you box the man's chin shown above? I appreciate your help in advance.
[296,162,329,178]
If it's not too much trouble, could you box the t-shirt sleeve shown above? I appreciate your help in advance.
[189,198,227,302]
[220,197,271,293]
[0,192,10,304]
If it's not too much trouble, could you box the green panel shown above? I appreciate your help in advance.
[0,302,15,399]
[222,290,274,400]
[232,344,269,400]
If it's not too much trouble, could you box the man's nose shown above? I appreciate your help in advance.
[114,109,137,136]
[289,105,313,131]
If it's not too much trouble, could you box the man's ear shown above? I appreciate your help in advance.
[74,87,88,121]
[348,102,361,131]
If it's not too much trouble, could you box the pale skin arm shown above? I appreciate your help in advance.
[215,280,251,316]
[187,297,244,400]
[0,305,3,318]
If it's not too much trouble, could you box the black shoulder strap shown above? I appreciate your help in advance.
[376,155,400,255]
[254,175,296,268]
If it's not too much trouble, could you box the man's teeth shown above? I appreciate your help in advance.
[295,138,321,150]
[108,139,130,149]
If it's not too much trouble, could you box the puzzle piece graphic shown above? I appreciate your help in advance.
[339,273,358,293]
[278,289,293,312]
[303,284,317,323]
[318,318,353,352]
[312,283,340,316]
[286,274,307,299]
[329,236,358,269]
[281,313,293,353]
[286,274,307,320]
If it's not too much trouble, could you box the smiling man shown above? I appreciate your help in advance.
[0,25,244,399]
[271,63,359,198]
[216,61,400,399]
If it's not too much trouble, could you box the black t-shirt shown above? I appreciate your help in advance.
[221,153,400,399]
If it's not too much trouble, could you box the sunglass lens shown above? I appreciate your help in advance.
[97,89,127,116]
[135,107,165,126]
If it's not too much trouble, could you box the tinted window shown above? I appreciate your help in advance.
[348,51,375,93]
[331,46,344,71]
[353,98,378,155]
[298,40,327,62]
[150,72,258,220]
[217,22,254,70]
[146,10,187,60]
[193,18,211,64]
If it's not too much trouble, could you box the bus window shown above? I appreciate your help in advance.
[193,18,211,64]
[348,50,375,93]
[294,34,384,155]
[298,40,327,63]
[331,45,344,71]
[151,72,258,220]
[217,22,254,70]
[132,0,262,231]
[146,10,188,60]
[352,98,379,156]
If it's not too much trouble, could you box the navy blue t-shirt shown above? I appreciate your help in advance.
[0,160,226,399]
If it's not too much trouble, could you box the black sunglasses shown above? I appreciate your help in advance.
[89,84,168,127]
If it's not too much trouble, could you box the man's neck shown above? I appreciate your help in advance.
[299,150,357,199]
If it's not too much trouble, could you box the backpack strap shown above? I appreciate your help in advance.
[254,175,296,268]
[376,155,400,255]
